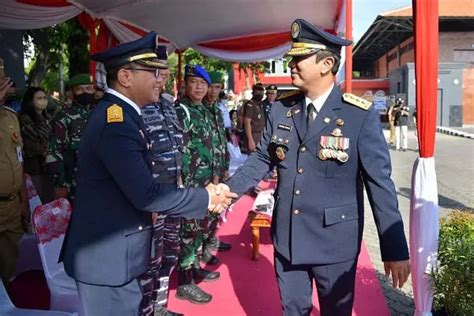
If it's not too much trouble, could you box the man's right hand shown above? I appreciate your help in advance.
[248,139,256,152]
[206,183,237,214]
[55,187,68,199]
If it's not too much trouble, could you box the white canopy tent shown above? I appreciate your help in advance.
[0,0,348,62]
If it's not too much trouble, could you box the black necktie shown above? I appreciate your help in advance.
[307,103,317,127]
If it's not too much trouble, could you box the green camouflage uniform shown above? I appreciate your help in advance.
[205,100,230,178]
[175,96,217,271]
[201,100,230,251]
[46,101,91,201]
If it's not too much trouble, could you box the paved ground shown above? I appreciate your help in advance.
[363,129,474,315]
[448,125,474,135]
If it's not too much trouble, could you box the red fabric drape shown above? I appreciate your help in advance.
[18,0,70,6]
[97,21,113,52]
[198,32,291,52]
[413,0,438,158]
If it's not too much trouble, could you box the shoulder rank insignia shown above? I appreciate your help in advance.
[107,104,123,123]
[277,90,301,101]
[342,93,372,110]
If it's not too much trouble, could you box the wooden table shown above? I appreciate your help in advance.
[247,211,271,260]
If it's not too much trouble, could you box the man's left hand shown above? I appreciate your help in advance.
[384,260,410,288]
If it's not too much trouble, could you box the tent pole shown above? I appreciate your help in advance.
[345,0,353,93]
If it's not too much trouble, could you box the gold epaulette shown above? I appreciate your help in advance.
[277,90,301,101]
[107,104,124,123]
[342,93,372,110]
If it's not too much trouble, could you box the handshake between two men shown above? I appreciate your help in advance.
[205,183,237,214]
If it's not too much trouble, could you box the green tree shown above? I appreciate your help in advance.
[25,18,89,92]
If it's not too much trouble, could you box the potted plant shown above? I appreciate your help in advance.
[430,211,474,315]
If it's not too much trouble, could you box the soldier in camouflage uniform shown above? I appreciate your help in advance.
[46,74,94,203]
[200,71,232,265]
[174,65,220,305]
[139,47,183,316]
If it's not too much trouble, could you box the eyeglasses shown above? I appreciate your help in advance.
[124,68,163,79]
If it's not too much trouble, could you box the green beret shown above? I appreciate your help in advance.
[207,71,224,85]
[66,73,93,88]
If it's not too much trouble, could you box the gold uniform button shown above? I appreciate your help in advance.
[341,215,346,219]
[138,226,143,230]
[294,189,300,195]
[297,168,304,174]
[152,161,156,166]
[293,209,300,215]
[300,146,306,153]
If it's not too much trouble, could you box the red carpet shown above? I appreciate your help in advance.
[9,184,389,315]
[167,186,390,316]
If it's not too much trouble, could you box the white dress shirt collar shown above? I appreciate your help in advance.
[106,88,142,116]
[304,83,334,114]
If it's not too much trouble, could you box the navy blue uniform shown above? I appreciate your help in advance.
[139,93,184,315]
[60,92,208,314]
[227,87,409,315]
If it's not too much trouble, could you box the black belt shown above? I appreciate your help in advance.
[0,194,17,201]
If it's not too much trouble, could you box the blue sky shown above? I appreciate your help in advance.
[353,0,412,42]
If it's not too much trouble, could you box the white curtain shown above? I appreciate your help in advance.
[410,157,439,316]
[194,43,291,63]
[0,1,81,29]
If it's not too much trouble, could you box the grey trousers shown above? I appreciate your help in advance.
[76,278,143,316]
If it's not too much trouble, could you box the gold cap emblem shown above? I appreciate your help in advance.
[291,22,300,39]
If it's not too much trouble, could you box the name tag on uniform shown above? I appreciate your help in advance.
[16,146,23,163]
[277,124,292,132]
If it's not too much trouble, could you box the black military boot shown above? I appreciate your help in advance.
[200,248,219,265]
[154,306,183,316]
[176,269,212,304]
[207,236,232,252]
[192,266,220,282]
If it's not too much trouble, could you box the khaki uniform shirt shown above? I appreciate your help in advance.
[243,99,266,145]
[0,106,23,232]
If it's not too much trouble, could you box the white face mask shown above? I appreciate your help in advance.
[34,99,48,110]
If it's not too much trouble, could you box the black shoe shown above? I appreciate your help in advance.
[154,306,183,316]
[208,237,232,252]
[200,250,219,265]
[193,267,220,282]
[176,284,212,304]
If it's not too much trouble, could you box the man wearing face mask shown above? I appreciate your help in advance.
[243,83,266,152]
[46,73,95,202]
